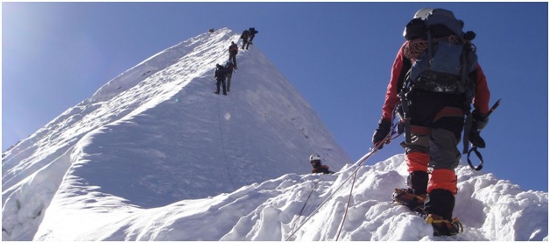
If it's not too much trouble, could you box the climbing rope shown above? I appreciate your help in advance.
[404,35,468,60]
[285,125,400,241]
[287,174,324,238]
[334,172,357,241]
[334,127,400,240]
[215,95,236,190]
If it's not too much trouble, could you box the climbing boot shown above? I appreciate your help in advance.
[424,189,461,236]
[392,188,426,215]
[426,213,463,236]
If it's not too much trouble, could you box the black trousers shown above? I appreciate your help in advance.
[216,79,226,94]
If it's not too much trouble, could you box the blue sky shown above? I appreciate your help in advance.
[2,2,547,192]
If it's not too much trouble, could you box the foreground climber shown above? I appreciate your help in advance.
[372,8,491,236]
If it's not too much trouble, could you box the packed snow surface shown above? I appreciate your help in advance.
[2,28,547,241]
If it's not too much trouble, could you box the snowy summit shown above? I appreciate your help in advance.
[2,28,547,241]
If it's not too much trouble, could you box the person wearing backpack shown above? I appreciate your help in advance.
[225,61,235,92]
[228,41,239,69]
[240,29,250,50]
[248,27,258,43]
[214,64,227,95]
[371,8,490,236]
[309,154,334,174]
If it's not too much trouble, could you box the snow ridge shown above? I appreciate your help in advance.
[2,28,351,240]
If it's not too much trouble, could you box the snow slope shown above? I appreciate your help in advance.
[2,28,547,241]
[23,155,550,240]
[2,28,351,240]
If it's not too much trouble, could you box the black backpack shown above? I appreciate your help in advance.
[402,8,478,99]
[215,65,226,80]
[241,30,250,40]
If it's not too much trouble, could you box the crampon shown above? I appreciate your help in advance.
[426,213,464,236]
[392,188,427,216]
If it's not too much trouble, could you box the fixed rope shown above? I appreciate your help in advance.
[287,174,324,239]
[286,125,400,241]
[215,96,236,190]
[333,127,400,240]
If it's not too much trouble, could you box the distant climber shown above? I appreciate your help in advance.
[214,64,227,95]
[240,29,250,50]
[225,61,236,92]
[248,27,258,43]
[229,41,239,68]
[309,154,334,174]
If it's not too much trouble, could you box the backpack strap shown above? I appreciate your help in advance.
[426,30,433,69]
[398,88,412,144]
[462,111,473,154]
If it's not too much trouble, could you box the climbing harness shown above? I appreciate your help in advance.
[398,89,500,172]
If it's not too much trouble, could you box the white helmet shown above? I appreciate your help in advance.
[413,8,434,19]
[309,154,321,162]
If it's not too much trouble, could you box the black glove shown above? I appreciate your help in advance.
[372,118,392,149]
[469,109,489,148]
[469,130,486,148]
[472,109,489,131]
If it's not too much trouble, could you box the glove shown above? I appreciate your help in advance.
[372,118,392,149]
[469,109,489,148]
[469,130,486,148]
[472,109,489,131]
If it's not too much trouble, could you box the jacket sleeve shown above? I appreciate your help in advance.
[381,42,409,121]
[472,64,491,114]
